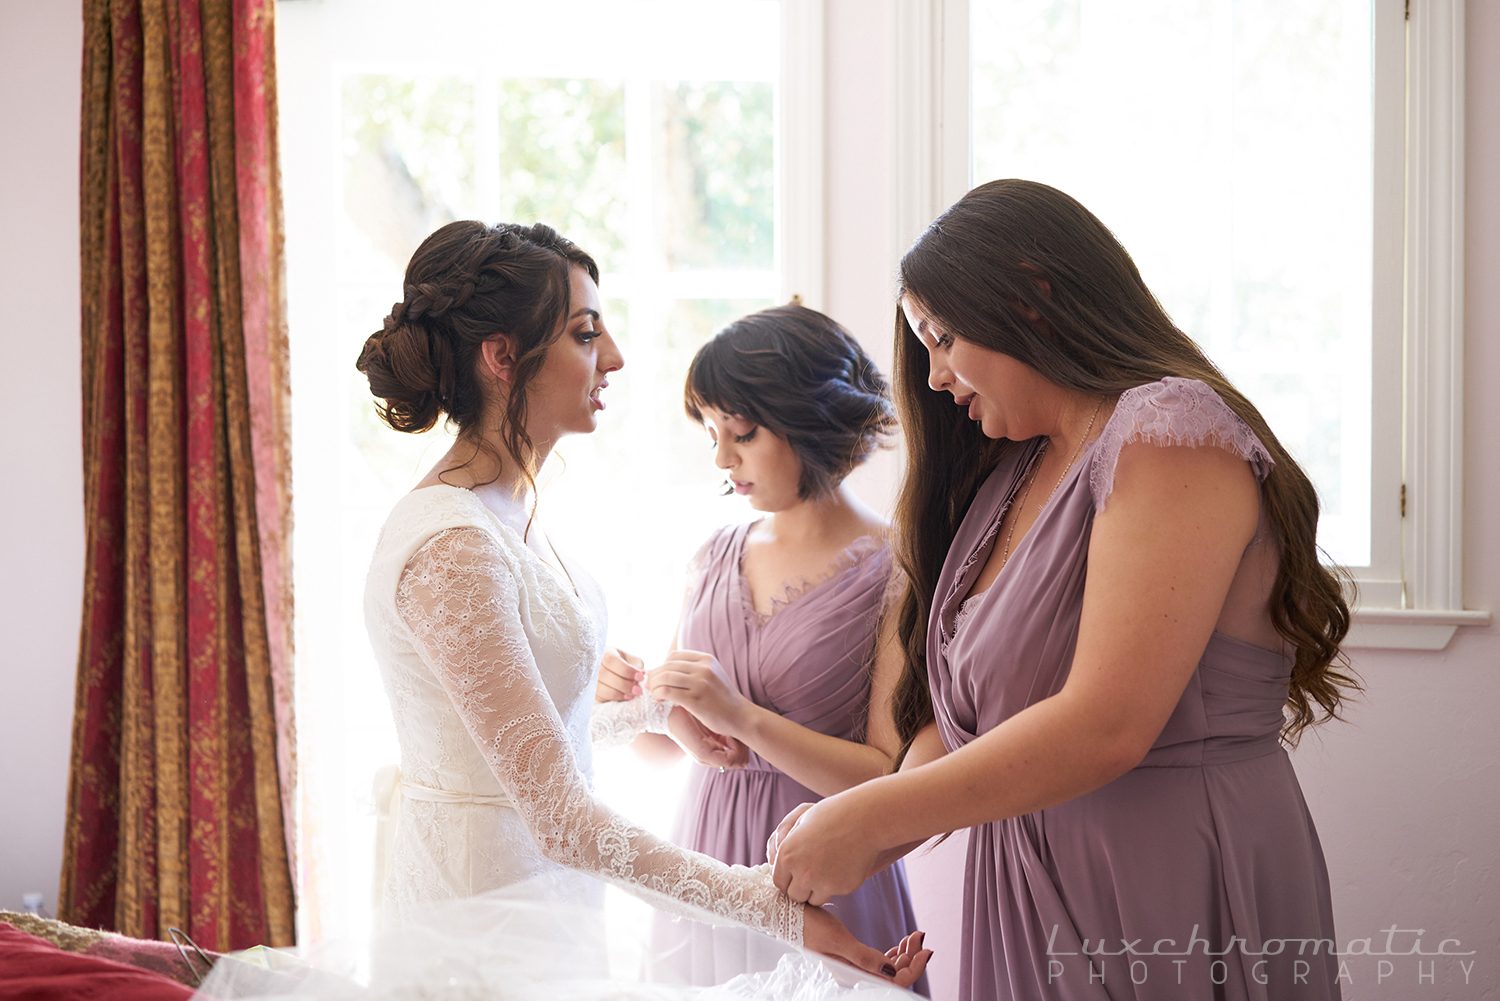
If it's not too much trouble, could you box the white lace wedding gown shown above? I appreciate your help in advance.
[361,484,803,944]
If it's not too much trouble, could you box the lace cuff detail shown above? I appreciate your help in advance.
[589,693,674,750]
[1091,377,1275,511]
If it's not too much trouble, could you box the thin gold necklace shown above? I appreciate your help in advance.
[998,399,1105,569]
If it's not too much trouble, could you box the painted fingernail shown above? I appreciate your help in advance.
[881,964,897,977]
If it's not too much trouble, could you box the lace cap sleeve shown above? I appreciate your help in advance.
[395,527,802,945]
[1091,377,1275,512]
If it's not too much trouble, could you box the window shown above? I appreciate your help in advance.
[895,0,1484,648]
[278,0,817,946]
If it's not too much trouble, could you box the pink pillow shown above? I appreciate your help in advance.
[0,922,194,1001]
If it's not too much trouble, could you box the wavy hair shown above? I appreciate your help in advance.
[684,303,896,499]
[888,179,1357,761]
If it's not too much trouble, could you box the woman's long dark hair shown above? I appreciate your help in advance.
[889,179,1357,760]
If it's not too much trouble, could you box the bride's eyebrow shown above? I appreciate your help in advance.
[570,308,600,323]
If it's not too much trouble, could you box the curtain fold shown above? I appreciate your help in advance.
[62,0,295,952]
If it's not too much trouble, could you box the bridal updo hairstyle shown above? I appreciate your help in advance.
[356,220,599,482]
[887,179,1357,759]
[685,303,896,500]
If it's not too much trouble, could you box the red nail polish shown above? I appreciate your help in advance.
[881,963,897,977]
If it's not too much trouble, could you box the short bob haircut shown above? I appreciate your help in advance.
[684,303,895,500]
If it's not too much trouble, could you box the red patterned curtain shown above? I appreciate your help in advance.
[61,0,295,951]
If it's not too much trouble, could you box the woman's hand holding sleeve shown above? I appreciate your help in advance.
[594,646,643,702]
[646,650,753,738]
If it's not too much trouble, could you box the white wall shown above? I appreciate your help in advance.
[0,3,1493,998]
[0,0,84,918]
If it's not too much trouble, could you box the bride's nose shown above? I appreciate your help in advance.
[599,330,624,372]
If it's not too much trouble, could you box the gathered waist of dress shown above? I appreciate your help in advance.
[703,759,790,777]
[401,779,513,808]
[1136,730,1284,768]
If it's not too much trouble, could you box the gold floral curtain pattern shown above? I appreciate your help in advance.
[62,0,295,951]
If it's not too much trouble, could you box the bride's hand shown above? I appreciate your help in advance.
[885,930,932,984]
[595,647,644,702]
[803,907,932,989]
[667,706,748,770]
[647,650,751,738]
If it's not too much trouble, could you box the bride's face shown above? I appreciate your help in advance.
[525,266,623,442]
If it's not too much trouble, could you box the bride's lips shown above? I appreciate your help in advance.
[589,380,608,410]
[729,477,752,495]
[954,393,979,420]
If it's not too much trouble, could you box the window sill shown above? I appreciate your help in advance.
[1344,608,1492,651]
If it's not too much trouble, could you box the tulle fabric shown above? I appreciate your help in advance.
[192,880,915,1001]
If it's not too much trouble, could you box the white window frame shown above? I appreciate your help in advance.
[890,0,1488,650]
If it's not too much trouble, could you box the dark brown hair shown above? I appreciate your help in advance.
[684,303,896,499]
[889,179,1357,760]
[355,220,599,498]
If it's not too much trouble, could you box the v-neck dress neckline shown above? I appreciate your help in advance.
[731,520,885,629]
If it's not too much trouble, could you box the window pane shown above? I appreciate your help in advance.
[343,75,475,271]
[654,81,775,271]
[495,79,628,273]
[971,0,1374,566]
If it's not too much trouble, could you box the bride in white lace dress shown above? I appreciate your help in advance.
[350,220,930,990]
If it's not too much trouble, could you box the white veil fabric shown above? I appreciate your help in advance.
[192,877,917,1001]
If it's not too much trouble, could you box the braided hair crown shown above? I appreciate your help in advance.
[356,221,600,436]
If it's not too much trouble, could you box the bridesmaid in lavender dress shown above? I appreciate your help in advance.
[598,304,927,991]
[770,181,1354,1000]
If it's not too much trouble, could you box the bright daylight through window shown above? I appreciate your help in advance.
[968,0,1390,576]
[279,0,782,949]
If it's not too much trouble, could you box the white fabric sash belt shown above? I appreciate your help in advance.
[399,780,512,807]
[372,766,515,917]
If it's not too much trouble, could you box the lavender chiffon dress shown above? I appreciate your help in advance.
[931,379,1339,1001]
[654,521,926,992]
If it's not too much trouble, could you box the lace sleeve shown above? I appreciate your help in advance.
[589,693,673,750]
[1091,377,1275,511]
[396,528,802,945]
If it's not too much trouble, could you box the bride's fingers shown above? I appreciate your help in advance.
[804,909,901,981]
[888,930,926,971]
[890,949,933,989]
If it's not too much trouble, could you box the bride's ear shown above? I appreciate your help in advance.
[480,333,520,385]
